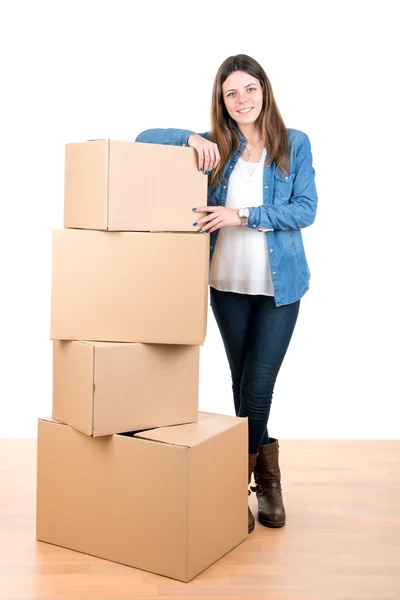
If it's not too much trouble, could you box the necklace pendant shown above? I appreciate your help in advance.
[248,152,252,159]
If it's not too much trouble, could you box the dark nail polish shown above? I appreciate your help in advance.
[206,170,210,175]
[199,168,203,171]
[193,222,198,226]
[197,228,202,233]
[192,208,197,211]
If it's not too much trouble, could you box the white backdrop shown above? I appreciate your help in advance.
[0,0,399,438]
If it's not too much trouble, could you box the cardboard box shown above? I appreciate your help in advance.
[52,340,200,437]
[50,229,209,344]
[36,412,248,582]
[64,140,207,231]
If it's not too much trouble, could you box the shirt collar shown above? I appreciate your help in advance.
[236,128,246,147]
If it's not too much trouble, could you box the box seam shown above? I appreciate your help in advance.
[106,140,110,229]
[186,447,190,581]
[91,345,96,436]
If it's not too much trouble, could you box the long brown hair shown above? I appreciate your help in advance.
[210,54,290,188]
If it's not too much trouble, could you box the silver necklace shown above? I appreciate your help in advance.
[245,136,263,159]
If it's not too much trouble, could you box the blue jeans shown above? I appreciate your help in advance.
[210,287,300,454]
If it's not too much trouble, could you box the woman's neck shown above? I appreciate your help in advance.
[238,124,263,146]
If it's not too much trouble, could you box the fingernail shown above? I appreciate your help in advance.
[206,170,210,175]
[199,167,203,172]
[197,228,202,233]
[193,222,198,226]
[192,208,197,211]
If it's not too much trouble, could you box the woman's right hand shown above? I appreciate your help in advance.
[188,134,220,173]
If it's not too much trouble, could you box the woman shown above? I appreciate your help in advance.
[136,54,318,534]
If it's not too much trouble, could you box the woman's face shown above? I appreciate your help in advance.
[222,70,263,126]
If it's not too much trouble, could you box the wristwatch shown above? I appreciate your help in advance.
[237,207,250,226]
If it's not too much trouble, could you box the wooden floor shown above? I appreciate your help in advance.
[0,439,399,600]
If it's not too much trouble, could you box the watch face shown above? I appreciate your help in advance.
[239,208,250,218]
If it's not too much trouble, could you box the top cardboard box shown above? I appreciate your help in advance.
[64,140,207,232]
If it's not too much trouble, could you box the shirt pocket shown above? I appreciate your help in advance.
[274,170,295,203]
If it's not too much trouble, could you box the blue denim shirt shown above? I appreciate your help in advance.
[135,127,318,306]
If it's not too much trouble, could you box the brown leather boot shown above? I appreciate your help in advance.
[248,453,258,533]
[252,439,286,528]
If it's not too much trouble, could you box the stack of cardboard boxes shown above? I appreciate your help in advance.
[36,140,248,582]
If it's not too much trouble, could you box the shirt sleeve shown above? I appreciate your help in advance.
[248,133,318,231]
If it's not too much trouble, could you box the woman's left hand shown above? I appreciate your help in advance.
[193,206,241,233]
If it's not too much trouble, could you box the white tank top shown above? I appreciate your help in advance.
[209,148,274,296]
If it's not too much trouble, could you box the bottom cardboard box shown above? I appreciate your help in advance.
[36,412,248,582]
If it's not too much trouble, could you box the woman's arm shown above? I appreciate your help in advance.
[248,133,318,231]
[135,128,209,146]
[135,129,217,172]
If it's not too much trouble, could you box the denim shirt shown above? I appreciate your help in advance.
[135,127,318,307]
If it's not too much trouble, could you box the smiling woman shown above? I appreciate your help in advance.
[219,74,265,160]
[135,53,318,536]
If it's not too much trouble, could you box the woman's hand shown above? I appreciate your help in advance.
[188,134,220,173]
[193,206,241,233]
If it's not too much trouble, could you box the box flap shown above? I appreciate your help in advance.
[38,416,66,426]
[134,412,246,448]
[81,340,142,348]
[55,340,114,348]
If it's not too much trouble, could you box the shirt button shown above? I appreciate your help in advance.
[264,185,269,189]
[285,176,288,180]
[229,165,233,169]
[223,185,227,189]
[253,224,256,228]
[272,271,276,275]
[269,248,273,253]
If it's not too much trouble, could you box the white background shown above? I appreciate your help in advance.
[0,0,399,438]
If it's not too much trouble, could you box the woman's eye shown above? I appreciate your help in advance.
[248,87,256,93]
